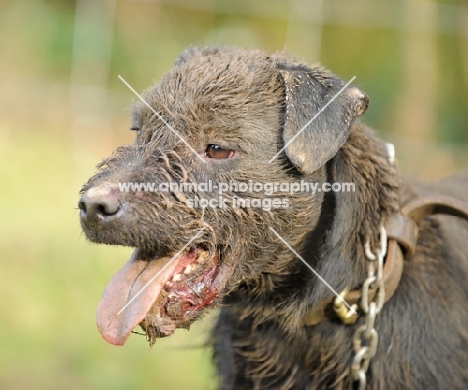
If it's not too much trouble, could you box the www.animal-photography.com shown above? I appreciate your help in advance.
[1,1,468,390]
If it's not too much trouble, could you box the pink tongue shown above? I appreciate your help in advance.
[96,250,179,346]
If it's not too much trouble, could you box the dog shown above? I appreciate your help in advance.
[79,46,468,389]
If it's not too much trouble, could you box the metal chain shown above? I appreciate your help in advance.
[350,226,387,390]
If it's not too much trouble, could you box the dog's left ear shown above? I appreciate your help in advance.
[278,65,369,173]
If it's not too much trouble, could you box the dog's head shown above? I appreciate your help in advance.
[79,46,369,346]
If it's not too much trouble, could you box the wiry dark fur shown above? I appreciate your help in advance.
[80,46,468,389]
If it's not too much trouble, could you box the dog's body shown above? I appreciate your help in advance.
[79,47,468,389]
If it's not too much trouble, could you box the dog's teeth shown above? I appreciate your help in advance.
[193,282,205,297]
[197,251,208,264]
[172,273,182,282]
[184,265,193,275]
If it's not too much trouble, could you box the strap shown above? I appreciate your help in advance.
[401,195,468,223]
[385,215,418,254]
[387,195,468,254]
[301,194,468,327]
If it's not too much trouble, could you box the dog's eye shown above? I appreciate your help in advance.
[205,144,234,159]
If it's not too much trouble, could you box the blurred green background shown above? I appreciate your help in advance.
[0,0,467,389]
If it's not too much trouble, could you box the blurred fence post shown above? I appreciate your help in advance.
[394,0,438,141]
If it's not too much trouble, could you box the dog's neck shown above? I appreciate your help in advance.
[308,122,401,307]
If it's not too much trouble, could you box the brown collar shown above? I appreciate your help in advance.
[301,195,468,326]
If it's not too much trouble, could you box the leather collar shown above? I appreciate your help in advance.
[301,195,468,326]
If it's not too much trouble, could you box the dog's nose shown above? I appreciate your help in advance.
[79,184,121,219]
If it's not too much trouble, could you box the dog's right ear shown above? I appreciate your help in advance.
[278,63,369,173]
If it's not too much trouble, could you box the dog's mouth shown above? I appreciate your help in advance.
[96,245,230,346]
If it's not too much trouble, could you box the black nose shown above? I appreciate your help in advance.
[78,185,121,219]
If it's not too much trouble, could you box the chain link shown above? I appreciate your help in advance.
[350,226,387,390]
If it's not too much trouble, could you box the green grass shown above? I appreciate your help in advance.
[0,127,217,390]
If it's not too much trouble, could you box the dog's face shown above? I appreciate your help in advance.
[79,47,368,346]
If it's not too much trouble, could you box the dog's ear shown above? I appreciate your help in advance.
[278,64,369,173]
